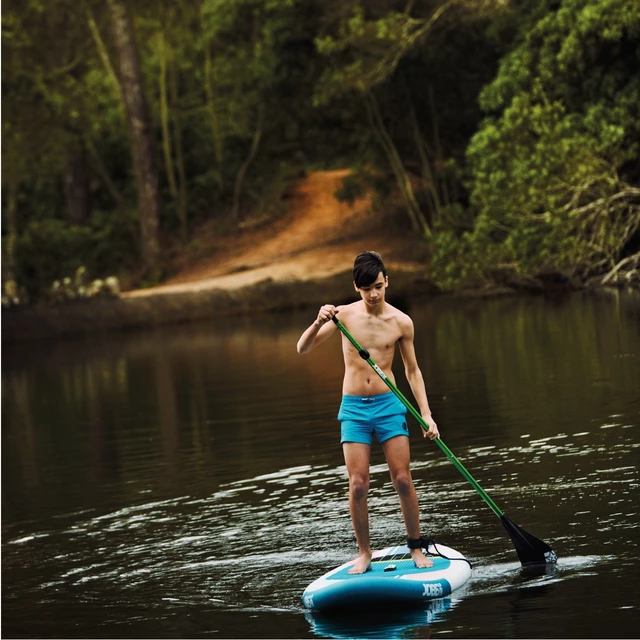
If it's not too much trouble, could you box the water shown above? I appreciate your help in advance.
[2,289,639,638]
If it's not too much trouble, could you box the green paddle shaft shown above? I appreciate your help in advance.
[333,316,504,519]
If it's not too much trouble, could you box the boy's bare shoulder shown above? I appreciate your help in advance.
[335,301,361,318]
[385,305,414,339]
[385,303,412,324]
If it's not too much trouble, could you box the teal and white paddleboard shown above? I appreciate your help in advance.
[302,543,471,611]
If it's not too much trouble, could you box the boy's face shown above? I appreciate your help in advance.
[354,271,388,308]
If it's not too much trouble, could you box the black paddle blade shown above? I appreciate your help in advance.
[501,515,557,566]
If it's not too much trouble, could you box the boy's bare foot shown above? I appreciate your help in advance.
[410,547,434,568]
[348,552,372,574]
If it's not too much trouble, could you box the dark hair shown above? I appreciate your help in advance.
[353,251,386,287]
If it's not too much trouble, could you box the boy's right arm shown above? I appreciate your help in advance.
[296,304,339,354]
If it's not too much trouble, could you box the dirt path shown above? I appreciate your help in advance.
[124,169,425,298]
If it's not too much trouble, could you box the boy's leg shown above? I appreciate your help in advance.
[381,435,434,568]
[342,442,373,574]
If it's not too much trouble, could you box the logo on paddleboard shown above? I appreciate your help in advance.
[422,583,444,598]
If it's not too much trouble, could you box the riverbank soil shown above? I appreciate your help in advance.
[125,169,429,297]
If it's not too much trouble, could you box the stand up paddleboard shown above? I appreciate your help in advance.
[302,543,471,611]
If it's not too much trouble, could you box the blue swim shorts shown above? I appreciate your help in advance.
[338,392,408,445]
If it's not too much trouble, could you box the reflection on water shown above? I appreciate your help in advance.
[2,290,640,638]
[305,597,454,639]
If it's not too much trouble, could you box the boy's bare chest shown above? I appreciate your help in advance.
[349,317,401,352]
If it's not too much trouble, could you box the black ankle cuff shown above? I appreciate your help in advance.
[406,536,432,550]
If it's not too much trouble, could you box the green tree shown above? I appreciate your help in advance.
[313,0,509,236]
[200,0,298,220]
[3,1,123,293]
[438,0,640,286]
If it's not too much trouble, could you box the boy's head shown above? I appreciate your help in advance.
[353,251,387,288]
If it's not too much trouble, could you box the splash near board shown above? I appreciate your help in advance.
[302,543,471,611]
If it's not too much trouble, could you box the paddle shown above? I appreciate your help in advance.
[332,315,557,567]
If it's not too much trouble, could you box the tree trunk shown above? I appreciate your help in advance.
[85,135,139,247]
[365,93,431,237]
[204,40,224,169]
[86,3,125,112]
[107,0,161,280]
[427,84,450,209]
[3,178,19,284]
[232,107,263,221]
[158,30,178,202]
[169,55,188,242]
[64,138,91,226]
[408,96,440,228]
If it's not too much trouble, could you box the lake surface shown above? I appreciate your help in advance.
[2,290,639,639]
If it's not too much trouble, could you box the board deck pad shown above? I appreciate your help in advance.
[302,544,471,611]
[330,552,452,580]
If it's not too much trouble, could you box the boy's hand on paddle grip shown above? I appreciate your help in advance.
[422,415,440,440]
[316,304,338,326]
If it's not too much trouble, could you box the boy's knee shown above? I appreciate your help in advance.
[349,474,369,500]
[393,471,412,496]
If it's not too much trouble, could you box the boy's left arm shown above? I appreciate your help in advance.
[399,317,440,440]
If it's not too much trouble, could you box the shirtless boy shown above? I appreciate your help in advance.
[297,251,440,574]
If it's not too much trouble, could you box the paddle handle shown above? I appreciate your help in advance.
[332,316,504,519]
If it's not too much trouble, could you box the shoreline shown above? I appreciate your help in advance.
[3,268,636,343]
[1,268,429,343]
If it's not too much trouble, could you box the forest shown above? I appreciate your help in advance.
[2,0,639,304]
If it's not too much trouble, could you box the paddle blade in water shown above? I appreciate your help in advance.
[501,515,557,566]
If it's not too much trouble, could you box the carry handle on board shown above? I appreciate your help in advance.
[332,315,557,566]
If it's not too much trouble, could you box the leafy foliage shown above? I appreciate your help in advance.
[16,211,136,298]
[433,0,640,286]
